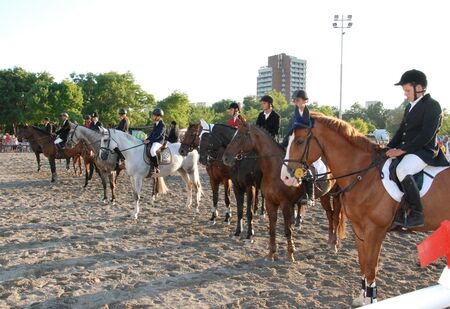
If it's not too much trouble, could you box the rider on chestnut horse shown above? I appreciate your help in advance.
[387,69,450,228]
[54,112,70,159]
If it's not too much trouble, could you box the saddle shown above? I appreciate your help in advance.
[388,158,424,191]
[145,141,172,165]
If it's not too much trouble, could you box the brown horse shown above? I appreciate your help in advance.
[64,139,97,187]
[16,127,43,171]
[180,123,233,224]
[222,120,345,260]
[16,125,73,182]
[282,112,450,305]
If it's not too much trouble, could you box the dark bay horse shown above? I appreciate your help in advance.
[16,127,43,171]
[199,122,263,242]
[16,125,72,182]
[222,120,345,260]
[282,112,450,305]
[180,123,233,225]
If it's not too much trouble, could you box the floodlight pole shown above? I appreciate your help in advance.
[333,14,353,119]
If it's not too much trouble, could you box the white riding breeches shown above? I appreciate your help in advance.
[396,154,427,182]
[150,142,162,157]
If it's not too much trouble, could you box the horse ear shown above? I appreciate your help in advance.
[200,119,209,129]
[237,115,248,128]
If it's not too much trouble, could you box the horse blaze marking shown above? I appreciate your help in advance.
[417,220,450,268]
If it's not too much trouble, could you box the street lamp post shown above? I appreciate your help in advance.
[333,14,353,119]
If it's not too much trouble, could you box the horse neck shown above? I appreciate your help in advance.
[314,123,375,188]
[29,128,51,147]
[249,126,284,174]
[77,127,101,153]
[110,130,142,160]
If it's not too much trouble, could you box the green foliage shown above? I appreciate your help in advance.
[0,67,38,131]
[211,99,235,114]
[242,95,259,112]
[385,100,408,135]
[157,91,191,128]
[71,71,155,128]
[189,102,215,125]
[349,118,369,135]
[366,101,387,129]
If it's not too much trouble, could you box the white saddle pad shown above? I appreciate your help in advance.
[54,137,62,144]
[381,158,449,202]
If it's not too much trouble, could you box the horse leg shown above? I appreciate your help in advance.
[210,179,220,224]
[178,169,193,209]
[35,152,41,172]
[352,223,386,306]
[65,158,70,170]
[233,187,245,239]
[109,172,116,204]
[319,195,336,251]
[244,186,255,243]
[129,175,143,220]
[223,179,232,224]
[266,203,278,260]
[260,193,265,217]
[282,203,295,262]
[99,171,108,203]
[49,157,57,182]
[77,156,82,176]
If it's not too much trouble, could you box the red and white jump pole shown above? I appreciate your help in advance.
[364,220,450,308]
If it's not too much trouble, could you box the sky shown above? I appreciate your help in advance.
[1,0,449,113]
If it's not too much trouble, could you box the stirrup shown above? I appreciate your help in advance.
[405,211,424,228]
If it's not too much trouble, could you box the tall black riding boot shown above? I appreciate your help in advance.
[401,175,424,228]
[55,144,64,159]
[147,156,159,178]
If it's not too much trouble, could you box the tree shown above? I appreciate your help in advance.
[242,95,259,112]
[26,72,54,124]
[189,102,215,124]
[385,100,408,135]
[349,118,369,135]
[157,91,191,128]
[343,102,365,122]
[71,71,155,128]
[366,101,387,129]
[47,80,84,124]
[0,67,38,132]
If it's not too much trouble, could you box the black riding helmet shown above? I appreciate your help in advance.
[260,95,274,106]
[151,108,164,117]
[395,69,427,88]
[395,69,427,101]
[119,108,127,115]
[292,90,309,101]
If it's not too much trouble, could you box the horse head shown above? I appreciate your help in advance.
[281,118,322,188]
[222,117,252,166]
[179,123,202,156]
[98,127,115,161]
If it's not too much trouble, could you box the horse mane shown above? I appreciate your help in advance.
[310,112,384,153]
[31,125,51,135]
[250,124,285,152]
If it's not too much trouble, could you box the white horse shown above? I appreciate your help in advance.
[98,127,202,219]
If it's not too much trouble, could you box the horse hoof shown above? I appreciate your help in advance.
[210,220,216,226]
[103,199,108,204]
[232,235,240,241]
[244,238,254,244]
[351,293,369,307]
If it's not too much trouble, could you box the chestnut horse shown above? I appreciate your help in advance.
[222,120,345,260]
[16,125,72,182]
[179,123,233,224]
[281,112,450,305]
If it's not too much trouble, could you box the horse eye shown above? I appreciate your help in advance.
[296,139,305,145]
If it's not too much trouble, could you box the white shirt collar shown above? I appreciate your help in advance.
[409,94,424,112]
